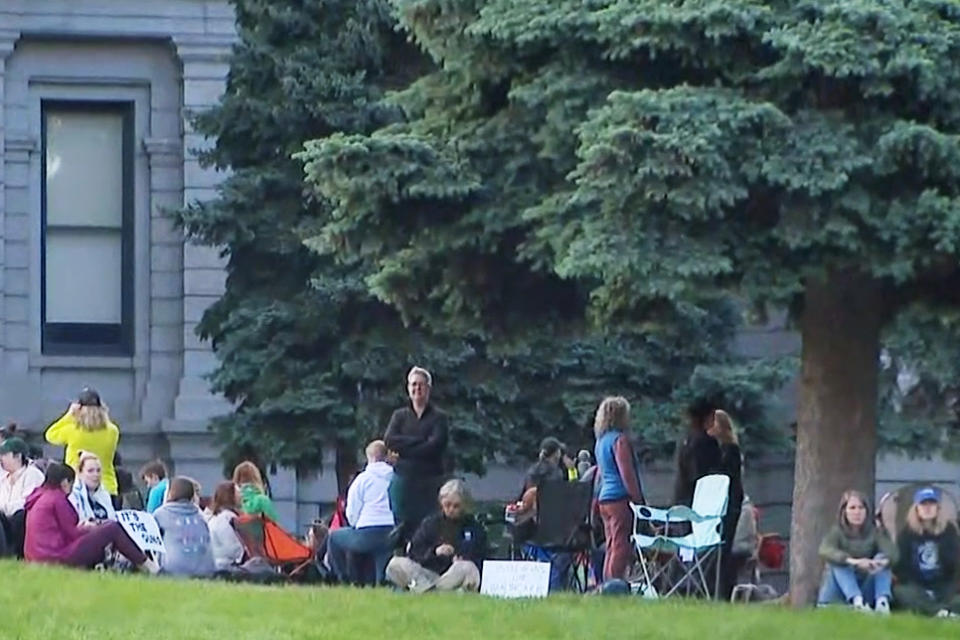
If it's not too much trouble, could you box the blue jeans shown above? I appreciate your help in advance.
[328,525,393,585]
[817,560,892,606]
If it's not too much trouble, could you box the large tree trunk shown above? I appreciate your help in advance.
[335,440,360,497]
[789,272,882,606]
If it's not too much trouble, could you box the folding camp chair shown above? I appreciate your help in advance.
[630,474,729,599]
[513,479,596,592]
[233,514,317,580]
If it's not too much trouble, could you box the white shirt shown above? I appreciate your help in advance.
[208,509,245,570]
[0,464,44,516]
[346,461,395,529]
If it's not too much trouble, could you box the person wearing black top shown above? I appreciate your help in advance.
[385,479,487,592]
[673,400,722,507]
[893,487,960,616]
[708,409,744,599]
[519,437,567,498]
[384,366,449,545]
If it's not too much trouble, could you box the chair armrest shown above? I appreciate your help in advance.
[631,504,671,522]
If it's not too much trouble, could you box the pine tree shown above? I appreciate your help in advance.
[182,0,787,490]
[299,0,960,602]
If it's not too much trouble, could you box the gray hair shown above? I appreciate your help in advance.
[407,366,432,387]
[438,478,471,511]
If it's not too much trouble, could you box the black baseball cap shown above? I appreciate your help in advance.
[78,388,102,407]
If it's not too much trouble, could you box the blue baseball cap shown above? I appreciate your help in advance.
[914,487,940,504]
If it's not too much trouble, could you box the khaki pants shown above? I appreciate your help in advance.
[386,557,480,592]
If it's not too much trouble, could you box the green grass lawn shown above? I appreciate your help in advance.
[0,561,956,640]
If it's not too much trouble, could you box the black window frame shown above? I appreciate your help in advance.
[40,100,135,356]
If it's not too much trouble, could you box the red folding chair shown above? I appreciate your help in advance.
[233,513,316,579]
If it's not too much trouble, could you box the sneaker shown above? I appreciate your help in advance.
[409,578,435,594]
[140,558,161,575]
[874,598,891,615]
[936,609,950,618]
[852,596,871,613]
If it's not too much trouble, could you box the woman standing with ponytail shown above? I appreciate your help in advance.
[594,396,645,581]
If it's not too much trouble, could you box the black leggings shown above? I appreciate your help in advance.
[0,510,26,558]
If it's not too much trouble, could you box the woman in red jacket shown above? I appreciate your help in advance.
[24,463,158,572]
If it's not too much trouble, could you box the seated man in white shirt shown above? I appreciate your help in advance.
[327,440,395,585]
[0,437,45,557]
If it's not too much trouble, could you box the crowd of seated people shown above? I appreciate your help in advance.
[0,376,957,618]
[817,486,960,617]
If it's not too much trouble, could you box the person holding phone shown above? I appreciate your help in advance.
[69,452,116,523]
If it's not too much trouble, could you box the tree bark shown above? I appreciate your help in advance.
[789,271,882,606]
[335,440,359,497]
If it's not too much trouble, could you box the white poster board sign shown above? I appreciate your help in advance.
[480,560,551,598]
[117,510,166,555]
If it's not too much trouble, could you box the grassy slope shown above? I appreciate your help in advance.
[1,562,956,640]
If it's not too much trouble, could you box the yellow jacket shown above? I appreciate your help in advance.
[45,412,120,495]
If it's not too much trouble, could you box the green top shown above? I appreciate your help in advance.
[819,524,896,565]
[239,483,279,522]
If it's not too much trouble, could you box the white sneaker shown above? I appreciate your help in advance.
[936,609,950,618]
[874,598,890,615]
[140,558,161,575]
[852,596,871,613]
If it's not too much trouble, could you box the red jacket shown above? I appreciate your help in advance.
[24,486,86,563]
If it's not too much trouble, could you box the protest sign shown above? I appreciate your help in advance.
[116,510,166,555]
[480,560,550,598]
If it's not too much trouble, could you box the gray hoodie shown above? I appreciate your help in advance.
[153,500,216,577]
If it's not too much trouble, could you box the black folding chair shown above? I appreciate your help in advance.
[517,480,596,592]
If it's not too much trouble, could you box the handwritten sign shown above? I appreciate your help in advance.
[480,560,551,599]
[117,510,166,555]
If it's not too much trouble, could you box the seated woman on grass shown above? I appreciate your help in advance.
[893,487,960,618]
[386,479,486,593]
[207,481,245,571]
[232,461,279,522]
[818,490,894,613]
[153,476,216,577]
[69,452,116,523]
[0,437,44,557]
[24,463,158,573]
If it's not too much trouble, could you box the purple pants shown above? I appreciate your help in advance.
[63,521,146,568]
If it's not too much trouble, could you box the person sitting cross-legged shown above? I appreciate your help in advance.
[69,452,116,523]
[153,476,216,578]
[386,479,486,593]
[328,440,395,585]
[893,487,960,618]
[817,490,894,613]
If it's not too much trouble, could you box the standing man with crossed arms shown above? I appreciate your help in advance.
[385,366,449,547]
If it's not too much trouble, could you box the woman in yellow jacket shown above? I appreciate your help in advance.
[45,389,120,504]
